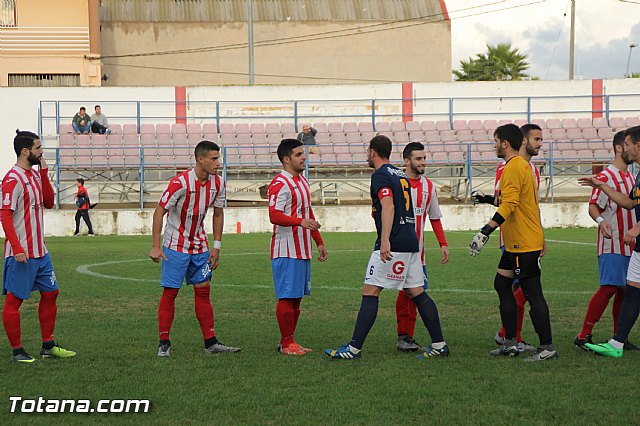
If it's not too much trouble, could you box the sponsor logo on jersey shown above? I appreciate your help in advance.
[161,191,169,204]
[3,193,10,206]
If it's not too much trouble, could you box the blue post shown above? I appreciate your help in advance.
[371,99,376,130]
[55,148,60,209]
[140,147,145,209]
[215,101,220,131]
[294,100,298,131]
[526,97,532,123]
[136,101,141,133]
[55,101,60,135]
[466,143,472,201]
[549,141,555,203]
[448,98,454,129]
[222,146,228,208]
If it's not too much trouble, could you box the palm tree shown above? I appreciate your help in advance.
[454,43,530,81]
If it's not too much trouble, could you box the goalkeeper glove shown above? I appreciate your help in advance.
[469,232,489,256]
[470,190,495,206]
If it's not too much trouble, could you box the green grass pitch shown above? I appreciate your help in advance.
[0,228,638,424]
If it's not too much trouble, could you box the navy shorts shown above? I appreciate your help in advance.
[161,247,212,288]
[3,253,58,300]
[272,258,311,299]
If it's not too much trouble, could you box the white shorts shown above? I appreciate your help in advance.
[364,251,424,290]
[627,251,640,284]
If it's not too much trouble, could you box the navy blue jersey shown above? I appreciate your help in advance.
[630,171,640,252]
[370,164,419,252]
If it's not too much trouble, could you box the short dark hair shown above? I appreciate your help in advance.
[625,126,640,145]
[402,142,425,159]
[277,138,303,163]
[194,140,220,158]
[80,106,86,111]
[494,124,523,151]
[613,130,626,151]
[77,178,85,185]
[520,123,542,138]
[13,129,40,157]
[369,135,392,160]
[94,105,101,110]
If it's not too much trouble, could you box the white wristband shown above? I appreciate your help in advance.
[212,240,222,249]
[595,216,605,224]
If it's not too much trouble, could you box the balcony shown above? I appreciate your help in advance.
[0,26,89,53]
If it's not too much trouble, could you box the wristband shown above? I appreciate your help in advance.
[595,216,605,224]
[480,224,496,236]
[212,240,222,249]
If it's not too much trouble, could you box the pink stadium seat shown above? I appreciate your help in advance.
[598,128,613,140]
[236,134,251,145]
[457,130,473,142]
[542,129,552,140]
[449,152,465,163]
[59,124,73,134]
[561,118,577,129]
[312,123,328,133]
[187,134,202,146]
[92,135,108,148]
[452,120,467,131]
[330,133,346,143]
[336,154,353,165]
[358,122,374,132]
[280,123,296,134]
[565,128,582,141]
[472,130,489,142]
[265,123,281,134]
[546,119,562,129]
[592,117,609,129]
[609,117,625,129]
[531,119,546,129]
[172,134,187,145]
[576,150,594,160]
[333,144,349,155]
[431,152,448,163]
[219,123,235,134]
[444,142,461,153]
[343,122,358,133]
[550,129,567,141]
[360,132,376,142]
[219,134,236,146]
[253,146,270,155]
[106,134,123,146]
[393,131,409,143]
[513,119,528,127]
[440,130,456,143]
[140,124,155,134]
[409,131,424,142]
[156,124,171,134]
[75,135,91,146]
[235,123,250,134]
[577,118,592,129]
[252,133,266,144]
[582,128,599,140]
[498,119,514,126]
[424,131,439,142]
[482,120,498,131]
[250,123,265,134]
[187,123,202,135]
[346,133,361,143]
[156,133,171,146]
[389,121,405,132]
[467,120,483,131]
[626,117,640,127]
[123,133,139,146]
[405,121,421,132]
[327,122,343,133]
[202,123,218,135]
[171,124,186,135]
[282,132,297,139]
[435,120,451,131]
[352,152,367,164]
[202,133,218,142]
[421,121,436,131]
[59,134,75,148]
[123,124,138,134]
[593,149,610,159]
[266,133,282,145]
[320,152,337,166]
[477,142,494,152]
[481,151,496,162]
[375,121,391,132]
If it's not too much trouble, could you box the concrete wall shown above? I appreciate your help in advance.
[99,21,452,86]
[0,203,596,238]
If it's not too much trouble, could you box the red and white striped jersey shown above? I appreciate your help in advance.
[1,165,48,258]
[495,160,541,247]
[590,165,636,256]
[158,168,225,254]
[409,176,442,265]
[268,170,314,260]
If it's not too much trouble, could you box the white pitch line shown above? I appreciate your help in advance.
[75,257,593,295]
[546,239,596,246]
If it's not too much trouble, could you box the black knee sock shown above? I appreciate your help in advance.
[614,285,640,343]
[349,295,379,350]
[494,273,517,340]
[412,292,444,343]
[519,275,553,346]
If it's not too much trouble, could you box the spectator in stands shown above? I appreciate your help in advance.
[74,178,95,236]
[72,107,91,134]
[90,105,111,134]
[297,124,319,154]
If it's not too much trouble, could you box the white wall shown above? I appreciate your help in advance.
[0,203,596,238]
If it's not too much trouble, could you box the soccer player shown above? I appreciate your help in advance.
[574,131,637,351]
[395,142,449,352]
[578,125,640,358]
[469,123,557,361]
[149,140,240,357]
[268,139,327,356]
[472,124,543,352]
[1,130,76,363]
[325,135,448,360]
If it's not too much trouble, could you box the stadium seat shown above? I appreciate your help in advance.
[626,116,640,127]
[140,124,155,135]
[236,134,251,145]
[343,122,358,133]
[346,133,360,143]
[156,146,175,166]
[457,130,473,142]
[477,142,494,152]
[498,119,514,126]
[482,120,498,131]
[424,131,440,142]
[59,124,74,134]
[452,120,467,131]
[581,128,599,140]
[172,133,187,145]
[156,124,171,134]
[220,134,236,146]
[551,129,567,141]
[106,134,123,146]
[250,123,265,135]
[254,145,270,156]
[358,122,374,132]
[513,119,528,127]
[280,123,296,134]
[561,118,577,129]
[449,152,465,163]
[251,133,266,144]
[592,117,609,129]
[375,121,391,132]
[542,129,552,140]
[440,130,456,143]
[171,123,186,135]
[235,123,250,134]
[467,120,483,131]
[598,128,614,140]
[266,133,282,145]
[409,131,424,142]
[328,122,343,133]
[92,134,108,149]
[421,121,436,131]
[187,123,202,136]
[202,133,218,142]
[576,149,594,161]
[390,121,405,132]
[546,119,562,129]
[577,118,592,129]
[219,123,235,134]
[531,119,546,129]
[609,117,625,129]
[565,128,582,141]
[481,151,496,162]
[593,149,610,159]
[405,121,421,132]
[472,130,489,142]
[59,134,75,148]
[330,133,346,143]
[435,120,451,131]
[265,123,281,134]
[393,131,409,143]
[444,142,462,153]
[360,131,376,142]
[333,144,349,155]
[202,123,218,135]
[336,153,353,165]
[123,124,138,134]
[431,152,448,163]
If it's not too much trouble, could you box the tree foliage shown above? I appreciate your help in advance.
[453,43,531,81]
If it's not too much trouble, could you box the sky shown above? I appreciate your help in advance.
[445,0,640,80]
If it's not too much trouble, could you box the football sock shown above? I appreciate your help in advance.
[613,287,625,334]
[494,273,517,340]
[608,338,624,349]
[579,286,616,339]
[276,299,296,347]
[513,287,527,342]
[292,298,302,332]
[519,275,553,346]
[613,285,640,344]
[395,291,417,337]
[158,287,179,341]
[194,285,215,340]
[349,295,379,350]
[412,292,444,343]
[431,341,446,350]
[2,292,23,349]
[38,290,58,343]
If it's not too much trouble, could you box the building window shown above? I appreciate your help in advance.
[8,74,80,87]
[1,0,16,27]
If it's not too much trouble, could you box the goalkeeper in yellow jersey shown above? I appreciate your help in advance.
[468,123,557,362]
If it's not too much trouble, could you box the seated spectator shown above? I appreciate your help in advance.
[297,124,319,154]
[90,105,111,134]
[72,107,91,134]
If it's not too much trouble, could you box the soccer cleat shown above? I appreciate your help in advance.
[624,340,640,351]
[298,344,313,354]
[416,344,450,359]
[12,350,36,363]
[585,342,623,358]
[157,342,171,357]
[278,343,306,356]
[40,343,76,359]
[324,344,362,360]
[490,340,519,357]
[517,341,536,353]
[494,332,506,346]
[573,334,593,352]
[204,341,241,354]
[523,346,559,362]
[397,335,421,352]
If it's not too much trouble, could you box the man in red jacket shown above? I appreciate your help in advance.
[74,178,94,236]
